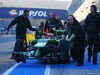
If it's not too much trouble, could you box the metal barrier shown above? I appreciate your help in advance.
[0,28,16,35]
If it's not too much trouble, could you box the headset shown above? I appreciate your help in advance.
[23,9,29,16]
[91,5,97,11]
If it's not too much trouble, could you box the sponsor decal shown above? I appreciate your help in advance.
[9,9,47,17]
[19,10,47,17]
[9,9,18,16]
[5,8,68,20]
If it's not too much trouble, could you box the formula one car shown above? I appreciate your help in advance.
[11,28,76,63]
[29,29,70,63]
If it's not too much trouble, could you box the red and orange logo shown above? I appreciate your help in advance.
[9,9,18,16]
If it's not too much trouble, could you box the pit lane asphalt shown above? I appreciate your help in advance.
[1,35,100,75]
[0,35,16,75]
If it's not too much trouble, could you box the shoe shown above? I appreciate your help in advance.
[76,64,81,66]
[93,62,97,65]
[87,57,91,62]
[81,61,84,65]
[76,62,81,66]
[77,62,84,66]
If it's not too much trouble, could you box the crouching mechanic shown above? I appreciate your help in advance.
[6,9,37,52]
[66,15,85,66]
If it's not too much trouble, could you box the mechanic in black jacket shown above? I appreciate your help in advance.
[66,15,85,66]
[84,5,100,65]
[6,9,37,40]
[44,11,58,33]
[55,14,64,29]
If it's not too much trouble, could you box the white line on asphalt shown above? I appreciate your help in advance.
[44,64,50,75]
[2,63,20,75]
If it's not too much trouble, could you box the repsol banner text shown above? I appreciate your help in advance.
[0,7,68,20]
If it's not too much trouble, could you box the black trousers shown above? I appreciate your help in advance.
[16,34,27,51]
[87,34,99,63]
[16,34,26,40]
[73,38,85,64]
[98,37,100,51]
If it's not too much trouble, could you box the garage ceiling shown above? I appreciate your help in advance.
[0,0,72,10]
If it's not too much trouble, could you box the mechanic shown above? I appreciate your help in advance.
[6,9,37,53]
[55,14,64,29]
[44,11,58,33]
[66,15,85,66]
[39,21,44,30]
[84,5,100,65]
[6,9,37,40]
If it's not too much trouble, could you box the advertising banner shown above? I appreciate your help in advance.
[0,7,68,20]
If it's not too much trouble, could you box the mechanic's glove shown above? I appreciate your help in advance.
[66,39,71,42]
[66,34,75,42]
[61,35,65,39]
[65,35,69,40]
